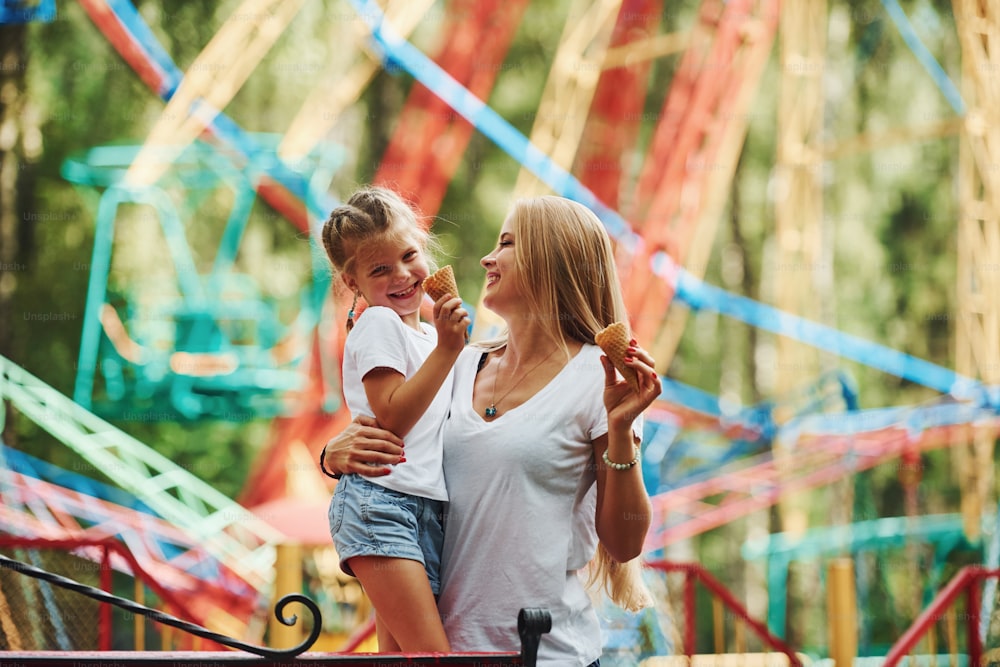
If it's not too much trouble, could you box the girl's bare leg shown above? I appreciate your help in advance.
[349,556,450,652]
[374,612,400,652]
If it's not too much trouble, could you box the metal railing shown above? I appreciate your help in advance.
[0,547,552,665]
[646,560,803,667]
[884,565,1000,667]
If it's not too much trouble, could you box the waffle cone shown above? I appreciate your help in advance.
[422,265,460,301]
[595,322,640,393]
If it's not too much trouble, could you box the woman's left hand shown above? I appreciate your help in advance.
[600,344,661,428]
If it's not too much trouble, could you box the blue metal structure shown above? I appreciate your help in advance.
[0,0,55,23]
[65,138,342,421]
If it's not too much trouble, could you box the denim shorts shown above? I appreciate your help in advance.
[328,474,445,595]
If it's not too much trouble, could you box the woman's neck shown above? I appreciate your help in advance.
[501,318,579,365]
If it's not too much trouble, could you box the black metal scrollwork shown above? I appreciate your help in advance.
[0,553,322,658]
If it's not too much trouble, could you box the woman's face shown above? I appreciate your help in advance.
[480,216,523,316]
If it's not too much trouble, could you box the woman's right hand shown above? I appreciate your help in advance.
[322,415,405,477]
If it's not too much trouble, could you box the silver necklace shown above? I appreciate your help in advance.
[484,347,558,418]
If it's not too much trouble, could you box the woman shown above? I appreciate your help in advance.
[322,195,660,667]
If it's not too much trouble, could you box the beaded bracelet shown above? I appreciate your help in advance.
[602,446,640,470]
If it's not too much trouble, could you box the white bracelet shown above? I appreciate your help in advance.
[603,446,640,470]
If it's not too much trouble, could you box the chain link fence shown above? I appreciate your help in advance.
[0,546,100,650]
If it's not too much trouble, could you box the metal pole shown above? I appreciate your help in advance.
[827,558,857,667]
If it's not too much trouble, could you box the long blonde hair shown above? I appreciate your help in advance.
[494,195,653,611]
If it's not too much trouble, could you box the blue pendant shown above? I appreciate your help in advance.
[485,405,497,418]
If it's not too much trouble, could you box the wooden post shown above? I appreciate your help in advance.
[269,542,303,648]
[827,559,857,667]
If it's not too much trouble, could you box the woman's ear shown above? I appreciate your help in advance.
[341,273,357,292]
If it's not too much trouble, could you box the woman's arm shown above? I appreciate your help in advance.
[593,349,661,562]
[321,415,406,477]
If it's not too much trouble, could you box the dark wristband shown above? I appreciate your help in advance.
[319,448,343,480]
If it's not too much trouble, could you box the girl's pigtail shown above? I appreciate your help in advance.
[346,292,359,333]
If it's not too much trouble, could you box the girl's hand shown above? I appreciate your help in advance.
[321,415,406,477]
[432,294,471,351]
[600,343,661,429]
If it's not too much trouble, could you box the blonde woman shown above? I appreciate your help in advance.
[323,196,659,667]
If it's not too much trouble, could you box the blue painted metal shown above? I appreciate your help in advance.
[742,514,981,644]
[0,0,55,23]
[880,0,965,114]
[66,138,342,421]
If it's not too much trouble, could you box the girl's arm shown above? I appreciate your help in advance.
[364,295,469,437]
[593,350,660,562]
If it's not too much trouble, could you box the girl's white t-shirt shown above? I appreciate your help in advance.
[438,344,639,667]
[341,306,450,501]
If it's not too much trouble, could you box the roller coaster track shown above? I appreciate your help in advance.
[0,471,257,627]
[644,404,1000,551]
[0,356,280,603]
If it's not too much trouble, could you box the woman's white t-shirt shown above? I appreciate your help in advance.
[438,344,632,667]
[341,306,450,501]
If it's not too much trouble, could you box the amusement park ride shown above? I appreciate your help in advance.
[1,0,1000,663]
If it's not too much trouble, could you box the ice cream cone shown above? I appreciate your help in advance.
[595,322,640,393]
[423,265,460,301]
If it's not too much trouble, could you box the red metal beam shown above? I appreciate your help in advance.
[883,566,1000,667]
[623,0,779,345]
[646,560,802,667]
[0,654,527,666]
[576,0,663,210]
[374,0,528,217]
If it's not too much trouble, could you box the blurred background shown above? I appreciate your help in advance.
[0,0,998,663]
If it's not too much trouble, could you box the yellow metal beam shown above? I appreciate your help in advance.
[953,0,999,541]
[125,0,308,187]
[278,0,436,161]
[512,0,624,198]
[601,30,691,69]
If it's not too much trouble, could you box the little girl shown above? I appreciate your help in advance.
[320,186,469,652]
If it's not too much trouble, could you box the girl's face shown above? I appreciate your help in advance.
[346,232,429,328]
[480,217,523,316]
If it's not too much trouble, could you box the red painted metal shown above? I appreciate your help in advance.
[338,616,376,653]
[684,568,697,655]
[646,560,802,666]
[0,653,527,666]
[623,0,780,346]
[967,574,983,664]
[0,477,260,629]
[99,545,111,651]
[883,566,1000,667]
[576,0,663,210]
[76,0,169,96]
[374,0,528,217]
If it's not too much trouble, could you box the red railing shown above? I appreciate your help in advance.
[646,560,803,667]
[0,535,207,650]
[884,565,1000,667]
